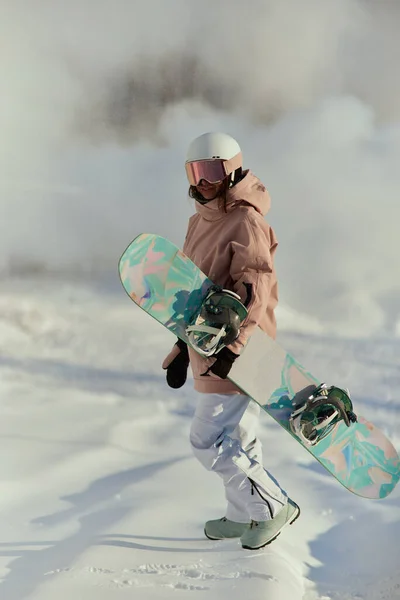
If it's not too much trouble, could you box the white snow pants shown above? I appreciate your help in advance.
[190,393,288,522]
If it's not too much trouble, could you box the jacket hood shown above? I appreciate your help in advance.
[194,170,271,221]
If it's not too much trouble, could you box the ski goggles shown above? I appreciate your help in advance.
[185,152,242,186]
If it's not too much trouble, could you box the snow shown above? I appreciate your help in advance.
[2,1,400,597]
[0,276,399,600]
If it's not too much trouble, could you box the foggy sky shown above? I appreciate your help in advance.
[1,0,399,335]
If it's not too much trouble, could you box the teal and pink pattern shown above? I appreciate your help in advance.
[119,233,400,499]
[119,233,211,339]
[232,331,400,500]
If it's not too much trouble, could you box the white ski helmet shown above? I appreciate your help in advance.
[185,132,243,186]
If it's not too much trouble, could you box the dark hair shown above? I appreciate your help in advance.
[188,168,244,213]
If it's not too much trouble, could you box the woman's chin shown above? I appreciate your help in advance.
[197,187,219,200]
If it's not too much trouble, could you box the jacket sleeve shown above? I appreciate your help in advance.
[228,214,275,354]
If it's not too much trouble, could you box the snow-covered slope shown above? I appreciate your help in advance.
[0,277,399,600]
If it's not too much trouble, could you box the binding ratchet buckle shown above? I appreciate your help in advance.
[289,383,358,447]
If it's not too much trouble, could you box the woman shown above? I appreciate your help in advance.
[162,132,299,550]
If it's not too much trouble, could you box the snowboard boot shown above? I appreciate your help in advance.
[204,517,251,540]
[240,499,300,550]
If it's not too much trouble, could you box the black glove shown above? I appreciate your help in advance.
[164,339,190,389]
[204,347,239,379]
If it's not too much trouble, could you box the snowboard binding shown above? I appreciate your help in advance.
[289,384,358,446]
[185,286,248,357]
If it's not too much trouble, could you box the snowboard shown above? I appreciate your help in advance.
[119,233,400,499]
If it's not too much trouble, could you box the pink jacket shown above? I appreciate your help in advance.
[163,170,278,394]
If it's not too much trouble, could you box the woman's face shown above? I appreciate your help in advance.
[195,179,224,201]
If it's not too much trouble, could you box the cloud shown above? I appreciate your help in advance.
[1,0,399,335]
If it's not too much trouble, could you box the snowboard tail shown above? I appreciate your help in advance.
[119,233,400,499]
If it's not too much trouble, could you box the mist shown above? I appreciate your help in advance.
[1,0,399,336]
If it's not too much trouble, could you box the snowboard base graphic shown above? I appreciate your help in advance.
[119,233,400,499]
